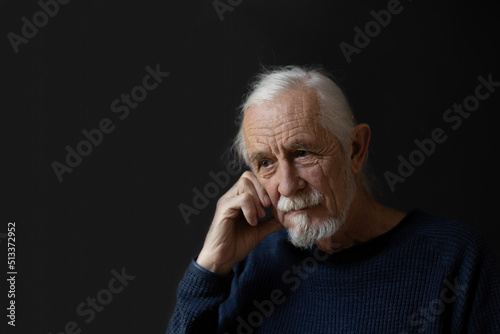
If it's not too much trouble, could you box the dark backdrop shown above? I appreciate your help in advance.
[1,0,499,333]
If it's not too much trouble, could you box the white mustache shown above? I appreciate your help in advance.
[277,188,322,213]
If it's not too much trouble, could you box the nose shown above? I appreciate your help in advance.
[277,160,305,197]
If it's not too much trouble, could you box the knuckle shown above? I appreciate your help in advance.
[237,177,253,191]
[215,196,228,209]
[241,171,254,179]
[242,170,253,177]
[240,192,253,202]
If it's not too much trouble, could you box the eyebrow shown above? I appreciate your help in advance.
[249,142,313,163]
[249,151,266,164]
[288,142,313,150]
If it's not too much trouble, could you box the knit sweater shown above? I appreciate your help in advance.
[166,210,500,333]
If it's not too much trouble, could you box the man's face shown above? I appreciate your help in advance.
[243,89,356,244]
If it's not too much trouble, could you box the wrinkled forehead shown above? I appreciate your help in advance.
[242,89,324,142]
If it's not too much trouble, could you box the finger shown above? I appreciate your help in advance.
[240,171,271,207]
[237,177,266,218]
[256,218,283,241]
[219,192,259,226]
[236,193,260,226]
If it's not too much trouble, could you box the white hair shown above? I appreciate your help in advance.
[233,65,372,193]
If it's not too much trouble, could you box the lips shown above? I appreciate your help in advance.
[285,204,318,214]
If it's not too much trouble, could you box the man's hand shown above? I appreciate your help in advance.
[196,171,283,275]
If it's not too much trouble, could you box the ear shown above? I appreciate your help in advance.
[350,123,371,175]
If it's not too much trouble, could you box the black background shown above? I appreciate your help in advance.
[1,0,499,333]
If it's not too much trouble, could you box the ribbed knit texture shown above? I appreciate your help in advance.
[167,210,500,333]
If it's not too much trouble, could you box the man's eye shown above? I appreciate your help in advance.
[297,150,309,157]
[260,160,271,168]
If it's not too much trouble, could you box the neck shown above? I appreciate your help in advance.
[316,186,406,254]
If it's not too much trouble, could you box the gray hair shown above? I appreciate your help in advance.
[233,65,372,194]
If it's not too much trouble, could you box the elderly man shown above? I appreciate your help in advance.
[167,66,500,333]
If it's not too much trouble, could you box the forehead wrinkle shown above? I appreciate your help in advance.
[271,113,323,151]
[272,98,319,142]
[243,89,327,158]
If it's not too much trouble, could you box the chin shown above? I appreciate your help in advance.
[285,213,342,250]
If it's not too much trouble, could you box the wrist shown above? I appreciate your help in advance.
[196,253,233,275]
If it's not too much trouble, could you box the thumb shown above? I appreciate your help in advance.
[256,218,284,242]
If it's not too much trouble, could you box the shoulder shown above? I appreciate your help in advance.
[405,210,484,242]
[401,210,497,270]
[405,210,486,245]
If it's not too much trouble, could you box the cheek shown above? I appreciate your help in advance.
[263,182,280,207]
[305,161,345,212]
[260,180,284,220]
[299,163,330,192]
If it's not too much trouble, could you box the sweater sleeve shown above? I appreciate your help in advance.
[166,258,234,334]
[450,235,500,333]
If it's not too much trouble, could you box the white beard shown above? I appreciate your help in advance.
[277,167,357,249]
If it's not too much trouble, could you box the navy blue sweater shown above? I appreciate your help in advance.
[167,211,500,333]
